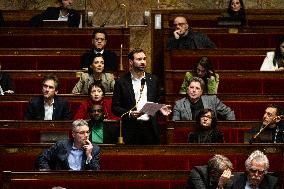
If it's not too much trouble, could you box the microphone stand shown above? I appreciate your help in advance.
[250,115,284,144]
[117,80,145,144]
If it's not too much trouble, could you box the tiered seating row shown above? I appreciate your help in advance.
[1,94,284,120]
[0,120,258,144]
[164,70,284,95]
[2,170,188,189]
[0,27,130,49]
[0,48,129,70]
[164,49,270,70]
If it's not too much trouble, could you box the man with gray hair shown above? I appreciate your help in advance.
[36,119,100,170]
[172,77,235,121]
[228,150,279,189]
[186,154,233,189]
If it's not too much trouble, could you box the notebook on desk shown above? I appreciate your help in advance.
[42,20,68,27]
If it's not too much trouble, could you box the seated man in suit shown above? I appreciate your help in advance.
[167,16,216,50]
[24,74,72,120]
[88,104,119,144]
[30,0,80,27]
[36,119,100,170]
[173,77,235,121]
[228,150,279,189]
[186,154,233,189]
[247,104,284,144]
[81,28,117,72]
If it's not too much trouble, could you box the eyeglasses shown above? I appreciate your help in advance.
[249,168,266,175]
[201,115,212,119]
[90,109,103,113]
[75,130,90,135]
[173,23,187,27]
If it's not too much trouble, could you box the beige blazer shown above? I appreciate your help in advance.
[72,73,115,94]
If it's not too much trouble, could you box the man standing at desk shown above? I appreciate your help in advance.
[112,48,171,145]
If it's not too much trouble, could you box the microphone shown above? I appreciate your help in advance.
[140,78,146,92]
[117,77,146,145]
[250,115,284,144]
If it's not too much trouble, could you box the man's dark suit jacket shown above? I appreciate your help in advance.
[0,72,15,92]
[24,95,72,120]
[80,49,117,72]
[111,72,161,144]
[0,10,4,27]
[30,7,80,27]
[186,165,219,189]
[88,120,119,144]
[36,139,100,170]
[228,172,279,189]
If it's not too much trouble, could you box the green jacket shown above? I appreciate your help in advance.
[179,72,219,94]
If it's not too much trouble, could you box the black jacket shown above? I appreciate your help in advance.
[30,7,80,27]
[80,49,117,72]
[24,95,72,120]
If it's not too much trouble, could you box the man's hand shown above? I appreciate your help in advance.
[130,110,144,118]
[160,105,172,116]
[83,139,93,159]
[218,169,232,188]
[173,30,181,39]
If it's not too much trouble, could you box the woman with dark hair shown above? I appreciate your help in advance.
[188,108,224,143]
[74,82,119,120]
[30,0,80,27]
[72,53,115,94]
[260,36,284,71]
[224,0,247,26]
[180,56,219,94]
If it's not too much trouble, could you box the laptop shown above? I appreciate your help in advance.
[42,20,69,27]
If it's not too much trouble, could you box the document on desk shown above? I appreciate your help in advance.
[140,102,164,116]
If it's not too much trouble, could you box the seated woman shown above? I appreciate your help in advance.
[30,0,80,27]
[72,53,115,94]
[188,109,224,143]
[74,82,119,120]
[260,36,284,71]
[179,56,219,94]
[221,0,247,26]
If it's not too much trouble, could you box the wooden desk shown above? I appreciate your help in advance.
[2,170,188,189]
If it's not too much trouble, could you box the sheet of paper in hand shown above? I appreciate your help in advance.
[139,102,164,116]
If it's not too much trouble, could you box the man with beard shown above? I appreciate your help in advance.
[88,104,119,144]
[188,108,224,143]
[167,16,216,50]
[112,48,172,144]
[228,150,279,189]
[81,28,117,72]
[25,74,72,120]
[36,119,100,170]
[247,104,284,143]
[30,0,80,27]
